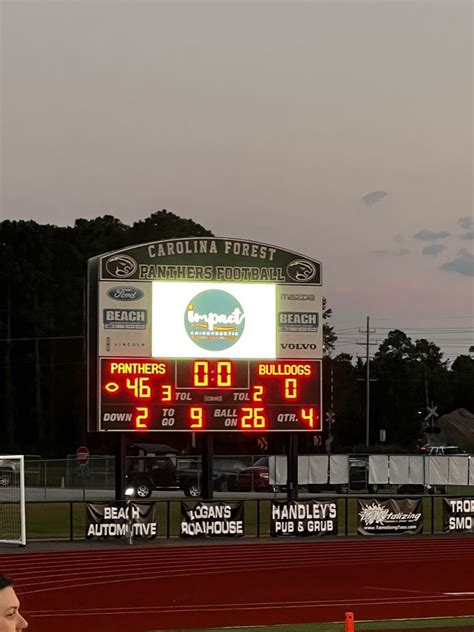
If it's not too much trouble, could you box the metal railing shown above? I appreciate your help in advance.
[23,494,473,542]
[20,454,473,501]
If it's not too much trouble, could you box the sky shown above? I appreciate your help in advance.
[1,0,473,362]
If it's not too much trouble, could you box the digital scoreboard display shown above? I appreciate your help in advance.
[88,238,323,433]
[99,358,321,432]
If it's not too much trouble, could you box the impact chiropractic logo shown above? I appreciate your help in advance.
[184,289,245,351]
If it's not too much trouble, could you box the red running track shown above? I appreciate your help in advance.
[1,537,473,632]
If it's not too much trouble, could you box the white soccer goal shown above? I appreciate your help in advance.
[0,455,26,546]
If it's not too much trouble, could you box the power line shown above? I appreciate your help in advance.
[0,335,83,342]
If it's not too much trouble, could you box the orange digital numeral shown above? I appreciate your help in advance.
[217,361,232,387]
[190,407,204,429]
[301,407,318,429]
[193,361,209,387]
[126,377,151,398]
[161,384,173,402]
[252,385,264,402]
[284,378,298,400]
[240,407,267,429]
[135,407,150,429]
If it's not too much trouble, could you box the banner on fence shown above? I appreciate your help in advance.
[271,500,337,537]
[181,502,244,538]
[443,498,474,533]
[357,498,423,536]
[86,502,157,540]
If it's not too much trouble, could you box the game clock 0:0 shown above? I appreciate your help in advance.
[99,358,322,432]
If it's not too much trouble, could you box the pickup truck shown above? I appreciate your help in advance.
[125,456,247,498]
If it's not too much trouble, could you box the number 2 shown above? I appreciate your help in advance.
[240,407,267,429]
[135,407,150,429]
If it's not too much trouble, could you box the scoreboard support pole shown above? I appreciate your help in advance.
[287,433,299,501]
[201,433,214,500]
[115,434,127,501]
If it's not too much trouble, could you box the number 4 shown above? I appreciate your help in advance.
[301,407,318,429]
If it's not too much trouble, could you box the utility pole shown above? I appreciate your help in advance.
[365,316,370,445]
[357,317,377,446]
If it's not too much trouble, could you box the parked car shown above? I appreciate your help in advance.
[179,459,248,497]
[229,456,378,494]
[126,457,247,498]
[420,445,466,456]
[229,457,272,492]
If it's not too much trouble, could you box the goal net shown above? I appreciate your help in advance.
[0,455,26,546]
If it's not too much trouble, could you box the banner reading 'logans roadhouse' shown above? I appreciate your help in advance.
[181,502,244,538]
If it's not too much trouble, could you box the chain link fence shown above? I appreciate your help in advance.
[16,453,473,501]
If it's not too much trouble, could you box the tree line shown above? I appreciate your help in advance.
[0,212,472,455]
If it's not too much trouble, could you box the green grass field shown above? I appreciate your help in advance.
[23,494,471,540]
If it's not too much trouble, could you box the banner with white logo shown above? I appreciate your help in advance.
[86,502,157,540]
[443,497,474,533]
[152,282,276,359]
[357,498,423,536]
[98,282,151,356]
[181,502,245,538]
[271,500,337,537]
[277,285,323,359]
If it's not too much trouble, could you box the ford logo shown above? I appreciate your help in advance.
[286,259,318,282]
[107,286,144,302]
[105,255,138,278]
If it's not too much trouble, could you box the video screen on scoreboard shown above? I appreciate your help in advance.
[151,282,277,359]
[99,358,321,432]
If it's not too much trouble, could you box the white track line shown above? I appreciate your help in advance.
[8,550,473,581]
[11,554,472,590]
[2,537,472,560]
[16,558,474,595]
[25,595,474,618]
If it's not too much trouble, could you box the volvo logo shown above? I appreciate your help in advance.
[286,259,318,282]
[105,255,138,278]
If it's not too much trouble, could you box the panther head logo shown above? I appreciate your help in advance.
[286,259,318,282]
[105,255,138,278]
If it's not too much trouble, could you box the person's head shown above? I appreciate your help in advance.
[0,575,28,631]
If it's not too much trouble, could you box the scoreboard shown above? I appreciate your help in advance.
[100,358,321,432]
[88,238,323,433]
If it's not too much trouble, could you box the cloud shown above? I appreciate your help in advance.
[458,216,473,230]
[422,244,447,256]
[361,191,388,206]
[413,229,450,241]
[459,231,474,240]
[372,248,410,256]
[440,249,474,277]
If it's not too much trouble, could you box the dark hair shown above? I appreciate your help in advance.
[0,575,13,590]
